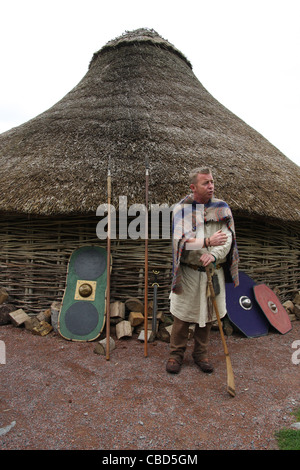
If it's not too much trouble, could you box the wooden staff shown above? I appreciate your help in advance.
[205,266,236,397]
[144,157,149,357]
[106,157,112,361]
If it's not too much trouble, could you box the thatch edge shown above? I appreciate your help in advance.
[89,28,192,70]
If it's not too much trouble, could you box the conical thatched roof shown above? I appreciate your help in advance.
[0,28,299,221]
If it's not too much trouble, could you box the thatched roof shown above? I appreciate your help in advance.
[0,28,299,221]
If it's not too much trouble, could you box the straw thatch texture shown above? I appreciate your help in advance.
[0,28,299,221]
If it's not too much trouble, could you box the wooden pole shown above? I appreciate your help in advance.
[205,266,236,397]
[144,157,149,357]
[106,157,112,361]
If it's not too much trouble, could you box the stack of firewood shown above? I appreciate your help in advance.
[107,298,173,342]
[0,286,55,336]
[8,307,53,336]
[283,292,300,322]
[93,297,173,355]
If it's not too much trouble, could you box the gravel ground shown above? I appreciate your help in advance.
[0,320,299,451]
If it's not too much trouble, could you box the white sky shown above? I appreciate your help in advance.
[1,0,299,167]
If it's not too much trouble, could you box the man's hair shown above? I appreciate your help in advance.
[189,167,213,185]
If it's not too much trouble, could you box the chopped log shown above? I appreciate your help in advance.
[165,325,173,337]
[135,320,153,334]
[110,317,124,325]
[157,325,171,343]
[0,304,15,325]
[137,329,154,342]
[129,311,144,327]
[50,301,61,332]
[294,304,300,320]
[110,301,125,319]
[24,316,40,331]
[282,299,300,320]
[147,300,154,315]
[9,309,31,327]
[283,300,294,314]
[0,287,8,305]
[137,320,159,343]
[36,308,51,323]
[147,310,164,323]
[125,297,143,313]
[293,292,300,305]
[156,311,164,322]
[223,317,234,336]
[283,300,299,321]
[108,323,116,337]
[116,320,132,339]
[288,314,297,322]
[32,321,53,336]
[94,337,116,355]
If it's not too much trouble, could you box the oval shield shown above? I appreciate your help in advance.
[253,284,292,335]
[225,271,269,338]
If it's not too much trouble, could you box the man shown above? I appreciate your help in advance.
[167,167,239,374]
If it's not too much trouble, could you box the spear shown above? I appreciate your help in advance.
[106,157,112,361]
[144,157,149,357]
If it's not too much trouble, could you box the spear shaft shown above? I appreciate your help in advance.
[144,157,149,357]
[106,157,112,360]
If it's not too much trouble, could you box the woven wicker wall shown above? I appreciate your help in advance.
[0,215,299,314]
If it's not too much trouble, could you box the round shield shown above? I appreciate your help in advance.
[253,284,292,334]
[225,271,269,337]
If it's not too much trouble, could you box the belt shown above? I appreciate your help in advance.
[180,261,224,272]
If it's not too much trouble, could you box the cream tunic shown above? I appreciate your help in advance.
[169,221,232,327]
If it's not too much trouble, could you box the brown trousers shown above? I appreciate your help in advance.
[169,316,212,364]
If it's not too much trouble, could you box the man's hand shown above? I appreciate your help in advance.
[200,253,215,267]
[209,230,227,246]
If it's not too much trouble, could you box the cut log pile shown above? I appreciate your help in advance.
[0,286,58,337]
[0,285,175,347]
[1,283,300,353]
[93,297,174,355]
[8,307,53,336]
[282,293,300,322]
[108,297,173,342]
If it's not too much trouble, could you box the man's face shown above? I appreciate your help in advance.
[190,173,214,203]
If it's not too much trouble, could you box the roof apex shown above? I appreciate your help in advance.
[89,28,192,69]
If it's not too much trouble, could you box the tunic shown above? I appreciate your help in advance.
[170,220,232,327]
